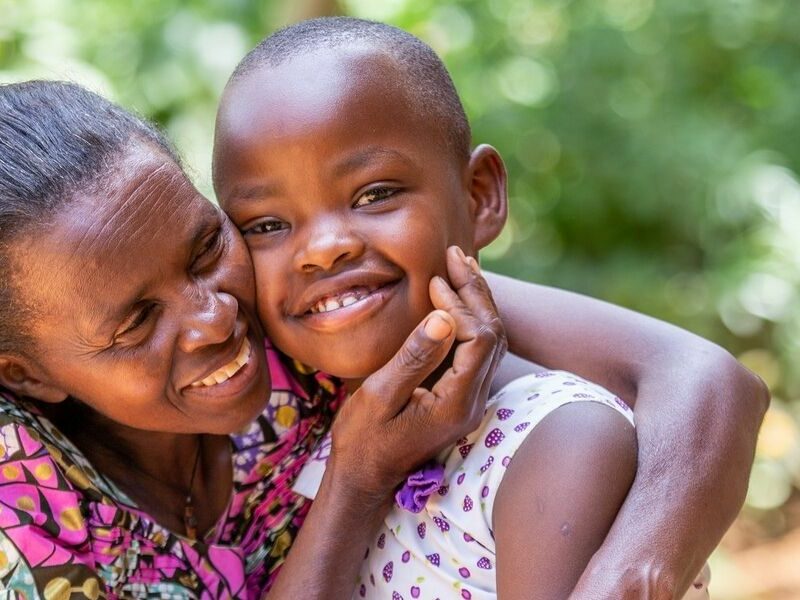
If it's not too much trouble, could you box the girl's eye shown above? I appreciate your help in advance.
[353,187,397,208]
[115,303,157,340]
[242,219,289,236]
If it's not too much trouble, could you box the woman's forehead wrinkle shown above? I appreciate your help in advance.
[75,164,193,261]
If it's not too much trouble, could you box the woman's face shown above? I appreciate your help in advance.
[9,143,270,434]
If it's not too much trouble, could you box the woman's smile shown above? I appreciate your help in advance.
[190,334,252,388]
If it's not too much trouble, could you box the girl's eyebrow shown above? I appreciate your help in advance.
[332,147,415,178]
[230,182,281,201]
[226,148,415,203]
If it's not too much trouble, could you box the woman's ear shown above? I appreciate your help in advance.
[0,356,68,403]
[467,144,508,250]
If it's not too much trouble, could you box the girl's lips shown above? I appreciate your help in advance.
[297,281,399,333]
[307,285,377,314]
[291,269,401,316]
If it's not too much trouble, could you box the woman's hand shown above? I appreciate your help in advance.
[328,245,507,501]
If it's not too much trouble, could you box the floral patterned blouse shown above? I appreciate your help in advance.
[0,343,343,599]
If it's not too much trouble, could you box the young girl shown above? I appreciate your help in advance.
[212,18,718,599]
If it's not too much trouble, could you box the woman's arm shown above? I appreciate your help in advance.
[486,271,769,598]
[266,248,506,599]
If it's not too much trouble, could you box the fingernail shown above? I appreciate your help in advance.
[424,312,453,341]
[454,246,467,263]
[467,256,481,275]
[432,275,448,288]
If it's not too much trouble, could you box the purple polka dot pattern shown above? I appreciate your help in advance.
[496,408,514,420]
[484,428,505,448]
[433,516,450,532]
[341,371,634,598]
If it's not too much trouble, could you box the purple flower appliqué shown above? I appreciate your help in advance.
[395,461,446,513]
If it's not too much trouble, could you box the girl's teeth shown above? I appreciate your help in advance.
[312,289,372,314]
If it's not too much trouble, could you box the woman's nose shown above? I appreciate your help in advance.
[178,290,238,354]
[293,216,365,272]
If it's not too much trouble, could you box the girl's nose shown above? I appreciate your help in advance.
[178,290,238,354]
[293,216,365,272]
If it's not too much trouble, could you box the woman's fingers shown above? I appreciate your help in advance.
[443,246,504,331]
[415,247,508,440]
[358,309,457,419]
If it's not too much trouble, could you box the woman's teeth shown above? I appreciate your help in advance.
[310,288,371,314]
[191,337,251,388]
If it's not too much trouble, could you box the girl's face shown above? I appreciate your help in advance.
[214,49,479,382]
[8,144,270,434]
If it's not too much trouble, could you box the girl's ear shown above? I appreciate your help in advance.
[0,357,68,403]
[467,144,508,250]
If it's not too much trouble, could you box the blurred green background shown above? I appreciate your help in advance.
[2,0,798,597]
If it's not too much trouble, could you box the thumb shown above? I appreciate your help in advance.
[358,310,456,417]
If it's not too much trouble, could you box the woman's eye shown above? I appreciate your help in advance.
[242,219,289,236]
[192,228,224,271]
[353,187,397,208]
[115,303,157,340]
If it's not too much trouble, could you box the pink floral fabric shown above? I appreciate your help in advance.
[0,342,344,599]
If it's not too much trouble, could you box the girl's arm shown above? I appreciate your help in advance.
[486,271,769,598]
[494,401,637,599]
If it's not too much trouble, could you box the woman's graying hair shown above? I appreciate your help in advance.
[0,80,178,356]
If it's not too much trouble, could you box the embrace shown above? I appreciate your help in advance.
[0,17,766,600]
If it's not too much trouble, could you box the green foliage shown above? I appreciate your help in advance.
[2,0,800,519]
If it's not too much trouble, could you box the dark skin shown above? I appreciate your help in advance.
[213,45,768,598]
[0,142,508,599]
[214,46,636,597]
